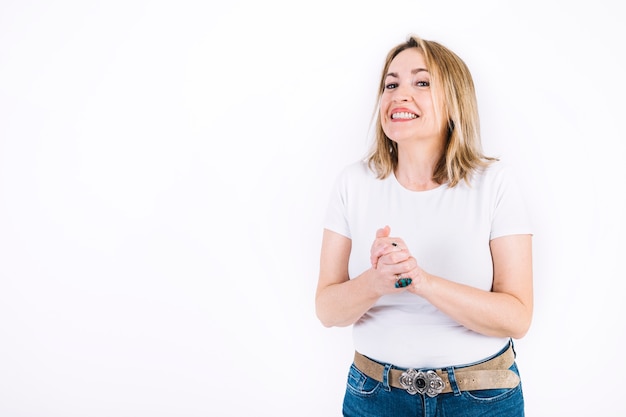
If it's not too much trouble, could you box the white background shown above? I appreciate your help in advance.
[0,0,624,416]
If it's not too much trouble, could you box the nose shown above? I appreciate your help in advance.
[392,85,411,102]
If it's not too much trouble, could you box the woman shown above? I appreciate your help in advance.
[316,35,533,416]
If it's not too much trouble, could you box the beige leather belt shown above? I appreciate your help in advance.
[353,343,520,397]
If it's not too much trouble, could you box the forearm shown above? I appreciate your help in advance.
[315,269,381,328]
[414,274,533,339]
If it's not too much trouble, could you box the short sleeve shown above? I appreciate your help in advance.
[490,164,533,240]
[322,168,352,239]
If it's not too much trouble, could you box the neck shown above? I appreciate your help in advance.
[394,141,443,191]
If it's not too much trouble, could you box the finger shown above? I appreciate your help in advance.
[392,260,418,288]
[372,241,408,269]
[371,226,391,267]
[377,249,411,266]
[394,276,413,288]
[375,225,391,239]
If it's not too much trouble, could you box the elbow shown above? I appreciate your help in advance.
[509,312,533,340]
[510,327,529,340]
[315,301,333,328]
[315,303,353,328]
[315,308,333,328]
[319,319,352,328]
[315,292,344,328]
[315,295,332,327]
[317,315,356,328]
[318,318,336,328]
[315,307,342,328]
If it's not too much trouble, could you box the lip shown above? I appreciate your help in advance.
[389,107,419,121]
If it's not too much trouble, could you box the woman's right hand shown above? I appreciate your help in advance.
[369,225,417,293]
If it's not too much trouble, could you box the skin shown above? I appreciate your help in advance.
[315,48,533,339]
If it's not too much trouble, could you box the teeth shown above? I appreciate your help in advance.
[391,112,417,120]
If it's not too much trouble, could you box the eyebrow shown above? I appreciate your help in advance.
[386,68,429,78]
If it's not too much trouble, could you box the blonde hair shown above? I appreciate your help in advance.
[366,35,496,187]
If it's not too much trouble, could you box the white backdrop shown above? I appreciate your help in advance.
[1,1,624,416]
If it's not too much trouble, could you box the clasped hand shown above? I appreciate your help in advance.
[369,225,424,294]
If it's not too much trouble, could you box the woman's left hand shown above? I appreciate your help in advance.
[370,225,422,288]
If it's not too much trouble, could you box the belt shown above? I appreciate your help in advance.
[353,343,520,397]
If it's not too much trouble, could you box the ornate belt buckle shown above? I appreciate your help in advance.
[399,369,445,397]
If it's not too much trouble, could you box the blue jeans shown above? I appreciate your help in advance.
[342,343,524,417]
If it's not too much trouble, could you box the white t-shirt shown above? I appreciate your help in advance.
[323,160,532,369]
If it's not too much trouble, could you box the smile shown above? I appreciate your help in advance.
[391,112,418,120]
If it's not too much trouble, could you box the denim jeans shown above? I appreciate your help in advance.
[342,343,524,417]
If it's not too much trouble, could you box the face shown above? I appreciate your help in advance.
[380,48,446,145]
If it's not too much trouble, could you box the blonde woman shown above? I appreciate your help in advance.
[316,35,533,416]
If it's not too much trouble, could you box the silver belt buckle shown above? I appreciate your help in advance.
[399,369,445,397]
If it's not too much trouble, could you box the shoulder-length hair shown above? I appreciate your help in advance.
[366,35,496,187]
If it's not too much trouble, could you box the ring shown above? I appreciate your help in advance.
[395,276,413,288]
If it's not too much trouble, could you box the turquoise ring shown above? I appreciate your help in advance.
[395,276,413,288]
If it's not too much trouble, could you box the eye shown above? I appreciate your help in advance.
[415,80,430,87]
[385,83,398,90]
